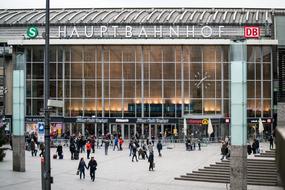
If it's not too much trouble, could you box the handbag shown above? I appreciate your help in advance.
[76,170,79,175]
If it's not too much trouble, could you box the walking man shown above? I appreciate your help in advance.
[88,157,97,182]
[157,140,162,157]
[132,143,138,162]
[113,136,119,151]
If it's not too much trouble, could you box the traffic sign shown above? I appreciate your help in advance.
[26,26,38,39]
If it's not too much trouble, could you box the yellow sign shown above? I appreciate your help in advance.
[173,128,177,136]
[202,119,208,125]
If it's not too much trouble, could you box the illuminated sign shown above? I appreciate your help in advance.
[244,26,260,38]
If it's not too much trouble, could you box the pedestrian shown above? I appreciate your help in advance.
[198,139,201,150]
[132,143,138,162]
[148,142,154,153]
[39,143,45,157]
[104,138,110,155]
[119,137,124,150]
[30,139,36,157]
[220,142,228,160]
[70,139,76,160]
[269,135,274,149]
[247,143,252,155]
[90,136,95,153]
[34,143,38,156]
[148,151,154,171]
[77,157,88,179]
[157,140,162,157]
[56,143,63,159]
[86,141,91,159]
[88,157,97,182]
[113,136,119,151]
[151,136,155,145]
[129,139,133,156]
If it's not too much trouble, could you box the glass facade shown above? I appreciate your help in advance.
[25,45,272,120]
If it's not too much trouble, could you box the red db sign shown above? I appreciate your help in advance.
[244,26,260,38]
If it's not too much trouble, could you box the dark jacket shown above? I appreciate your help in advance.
[157,142,162,150]
[78,160,87,171]
[57,145,63,154]
[148,153,154,163]
[88,160,97,171]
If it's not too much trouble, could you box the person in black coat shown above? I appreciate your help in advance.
[132,143,138,162]
[78,157,88,179]
[157,141,162,157]
[269,135,274,149]
[69,140,76,160]
[88,157,97,182]
[148,151,154,171]
[56,144,63,158]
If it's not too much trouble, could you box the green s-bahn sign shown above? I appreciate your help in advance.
[26,26,38,39]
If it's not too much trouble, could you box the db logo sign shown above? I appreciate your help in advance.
[244,26,260,38]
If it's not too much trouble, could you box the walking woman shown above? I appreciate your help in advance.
[77,157,88,179]
[148,151,154,171]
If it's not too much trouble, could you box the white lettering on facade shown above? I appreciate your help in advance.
[70,26,79,38]
[201,26,213,38]
[56,25,234,39]
[154,26,163,37]
[84,26,94,38]
[125,26,133,37]
[112,26,118,37]
[58,26,67,38]
[138,26,148,38]
[186,26,195,38]
[100,26,108,37]
[218,26,224,37]
[169,26,179,37]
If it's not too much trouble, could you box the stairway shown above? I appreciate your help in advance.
[255,149,276,158]
[175,156,278,186]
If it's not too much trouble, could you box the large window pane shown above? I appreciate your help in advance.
[71,81,82,98]
[32,81,43,97]
[85,81,95,98]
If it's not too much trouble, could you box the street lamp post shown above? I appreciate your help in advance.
[43,0,51,189]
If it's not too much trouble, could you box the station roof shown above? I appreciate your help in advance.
[0,8,284,26]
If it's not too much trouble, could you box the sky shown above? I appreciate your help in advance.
[1,0,285,9]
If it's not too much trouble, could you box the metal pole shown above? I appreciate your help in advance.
[43,0,51,189]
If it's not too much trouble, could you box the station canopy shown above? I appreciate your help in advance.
[0,8,284,26]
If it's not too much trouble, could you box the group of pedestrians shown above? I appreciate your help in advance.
[129,137,163,171]
[25,132,45,157]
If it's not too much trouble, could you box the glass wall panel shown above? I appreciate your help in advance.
[247,81,255,98]
[84,46,95,62]
[33,47,44,62]
[263,64,271,80]
[263,81,271,98]
[123,63,135,79]
[263,46,271,62]
[190,63,202,80]
[164,81,175,98]
[71,81,82,98]
[32,99,43,115]
[162,46,175,62]
[150,63,162,79]
[247,100,255,117]
[191,99,202,113]
[84,63,95,79]
[263,100,271,117]
[32,63,44,79]
[247,63,255,80]
[71,47,83,62]
[124,81,135,98]
[85,81,95,98]
[110,81,122,98]
[203,46,216,62]
[50,63,56,79]
[71,63,82,79]
[70,99,82,116]
[204,82,215,98]
[190,46,202,62]
[32,81,44,97]
[204,99,215,114]
[163,63,175,79]
[50,81,56,98]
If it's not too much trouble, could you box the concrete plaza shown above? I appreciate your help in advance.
[0,142,282,190]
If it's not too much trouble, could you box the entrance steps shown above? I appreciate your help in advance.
[175,158,278,186]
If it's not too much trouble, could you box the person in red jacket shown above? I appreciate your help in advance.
[119,137,124,151]
[86,141,92,159]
